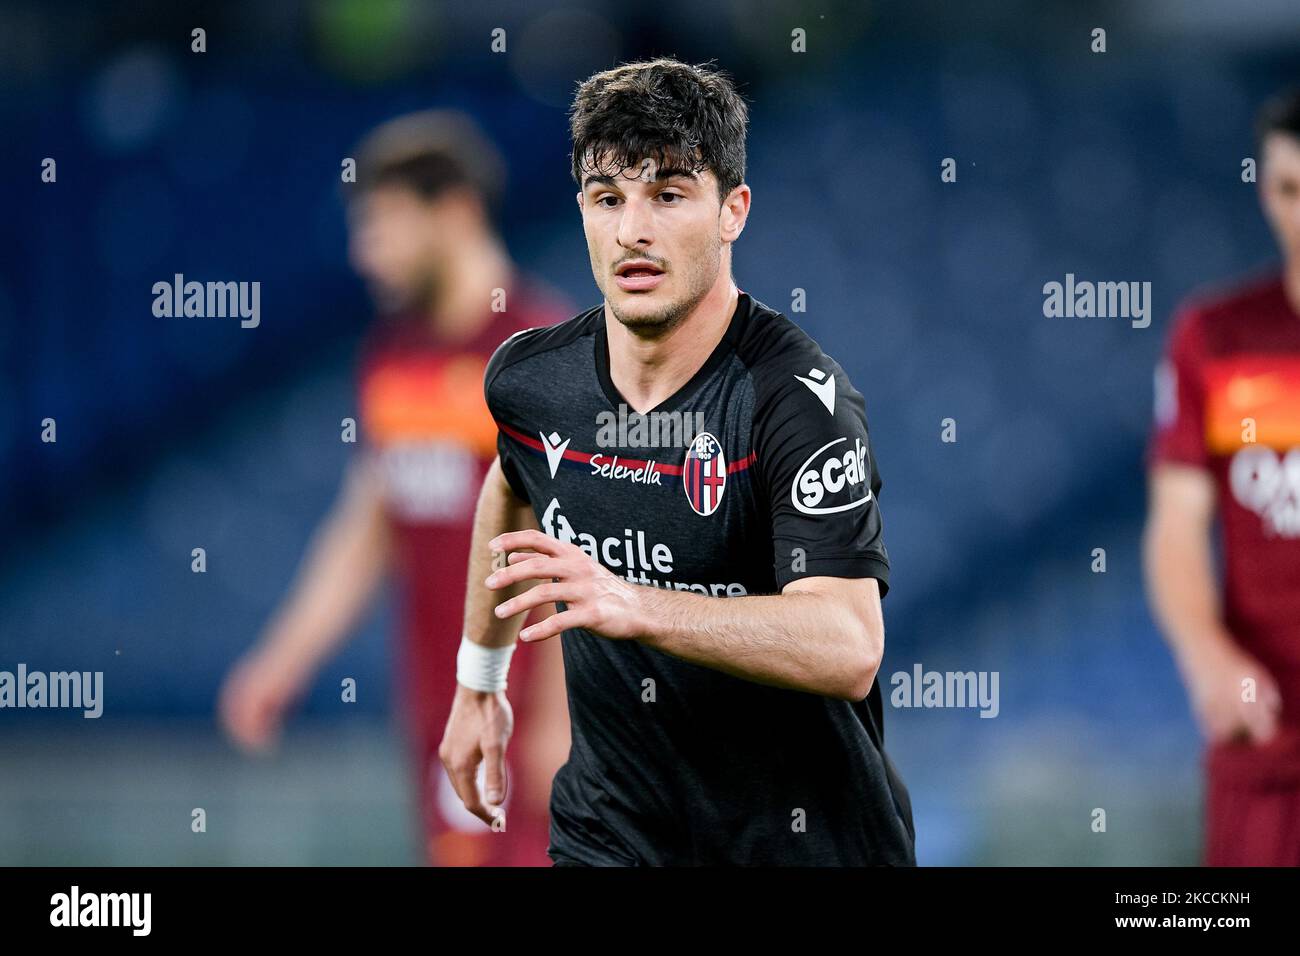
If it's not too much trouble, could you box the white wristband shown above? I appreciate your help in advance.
[456,636,515,693]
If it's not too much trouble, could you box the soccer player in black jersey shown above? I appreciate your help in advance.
[439,57,916,865]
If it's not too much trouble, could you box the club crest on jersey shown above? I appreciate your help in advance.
[683,432,727,516]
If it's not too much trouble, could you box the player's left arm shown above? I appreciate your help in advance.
[487,352,891,702]
[644,573,883,700]
[485,534,881,701]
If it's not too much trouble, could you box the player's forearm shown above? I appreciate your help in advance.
[633,587,878,700]
[1142,515,1235,671]
[262,500,389,673]
[463,459,537,649]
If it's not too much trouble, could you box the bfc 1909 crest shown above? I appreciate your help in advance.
[683,431,727,516]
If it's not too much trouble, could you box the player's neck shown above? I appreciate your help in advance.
[424,234,513,342]
[1284,261,1300,319]
[605,277,739,415]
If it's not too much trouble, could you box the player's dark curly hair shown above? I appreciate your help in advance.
[1255,89,1300,146]
[569,57,749,204]
[349,110,505,214]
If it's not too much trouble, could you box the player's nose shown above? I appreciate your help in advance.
[615,197,655,250]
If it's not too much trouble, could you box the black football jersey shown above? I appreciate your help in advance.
[485,290,915,865]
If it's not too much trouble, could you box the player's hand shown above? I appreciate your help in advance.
[439,683,513,826]
[485,529,644,643]
[1184,640,1283,745]
[217,645,311,754]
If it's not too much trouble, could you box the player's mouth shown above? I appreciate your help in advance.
[614,259,666,292]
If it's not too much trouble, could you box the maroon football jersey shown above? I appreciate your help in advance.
[1148,271,1300,720]
[356,272,570,863]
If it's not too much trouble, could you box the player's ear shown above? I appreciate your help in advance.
[576,191,584,212]
[720,184,750,242]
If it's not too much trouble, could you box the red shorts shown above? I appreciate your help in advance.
[393,606,555,866]
[1204,725,1300,866]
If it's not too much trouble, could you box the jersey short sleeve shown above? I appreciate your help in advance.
[752,354,890,596]
[484,332,532,504]
[495,430,531,503]
[1147,304,1209,470]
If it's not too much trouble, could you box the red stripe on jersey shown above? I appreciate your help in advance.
[496,419,757,477]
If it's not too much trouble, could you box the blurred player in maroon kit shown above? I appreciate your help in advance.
[1145,91,1300,866]
[218,111,572,865]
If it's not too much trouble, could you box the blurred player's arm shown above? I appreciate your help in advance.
[1143,463,1280,743]
[439,456,539,825]
[218,454,390,753]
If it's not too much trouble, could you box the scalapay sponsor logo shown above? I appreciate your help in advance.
[792,436,871,515]
[0,664,103,718]
[541,498,746,596]
[590,453,663,485]
[50,886,151,936]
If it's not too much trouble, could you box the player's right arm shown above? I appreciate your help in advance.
[439,455,539,825]
[1142,305,1281,745]
[1142,465,1279,743]
[218,454,390,753]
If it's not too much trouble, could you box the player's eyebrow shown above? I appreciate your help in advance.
[582,166,700,191]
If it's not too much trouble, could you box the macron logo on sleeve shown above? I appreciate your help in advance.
[541,430,571,479]
[795,368,836,415]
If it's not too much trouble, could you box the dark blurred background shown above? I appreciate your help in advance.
[3,0,1299,864]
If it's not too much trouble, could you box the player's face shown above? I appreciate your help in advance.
[578,155,729,334]
[1260,132,1300,264]
[347,185,449,312]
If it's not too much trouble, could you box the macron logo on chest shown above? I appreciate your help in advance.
[541,431,570,479]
